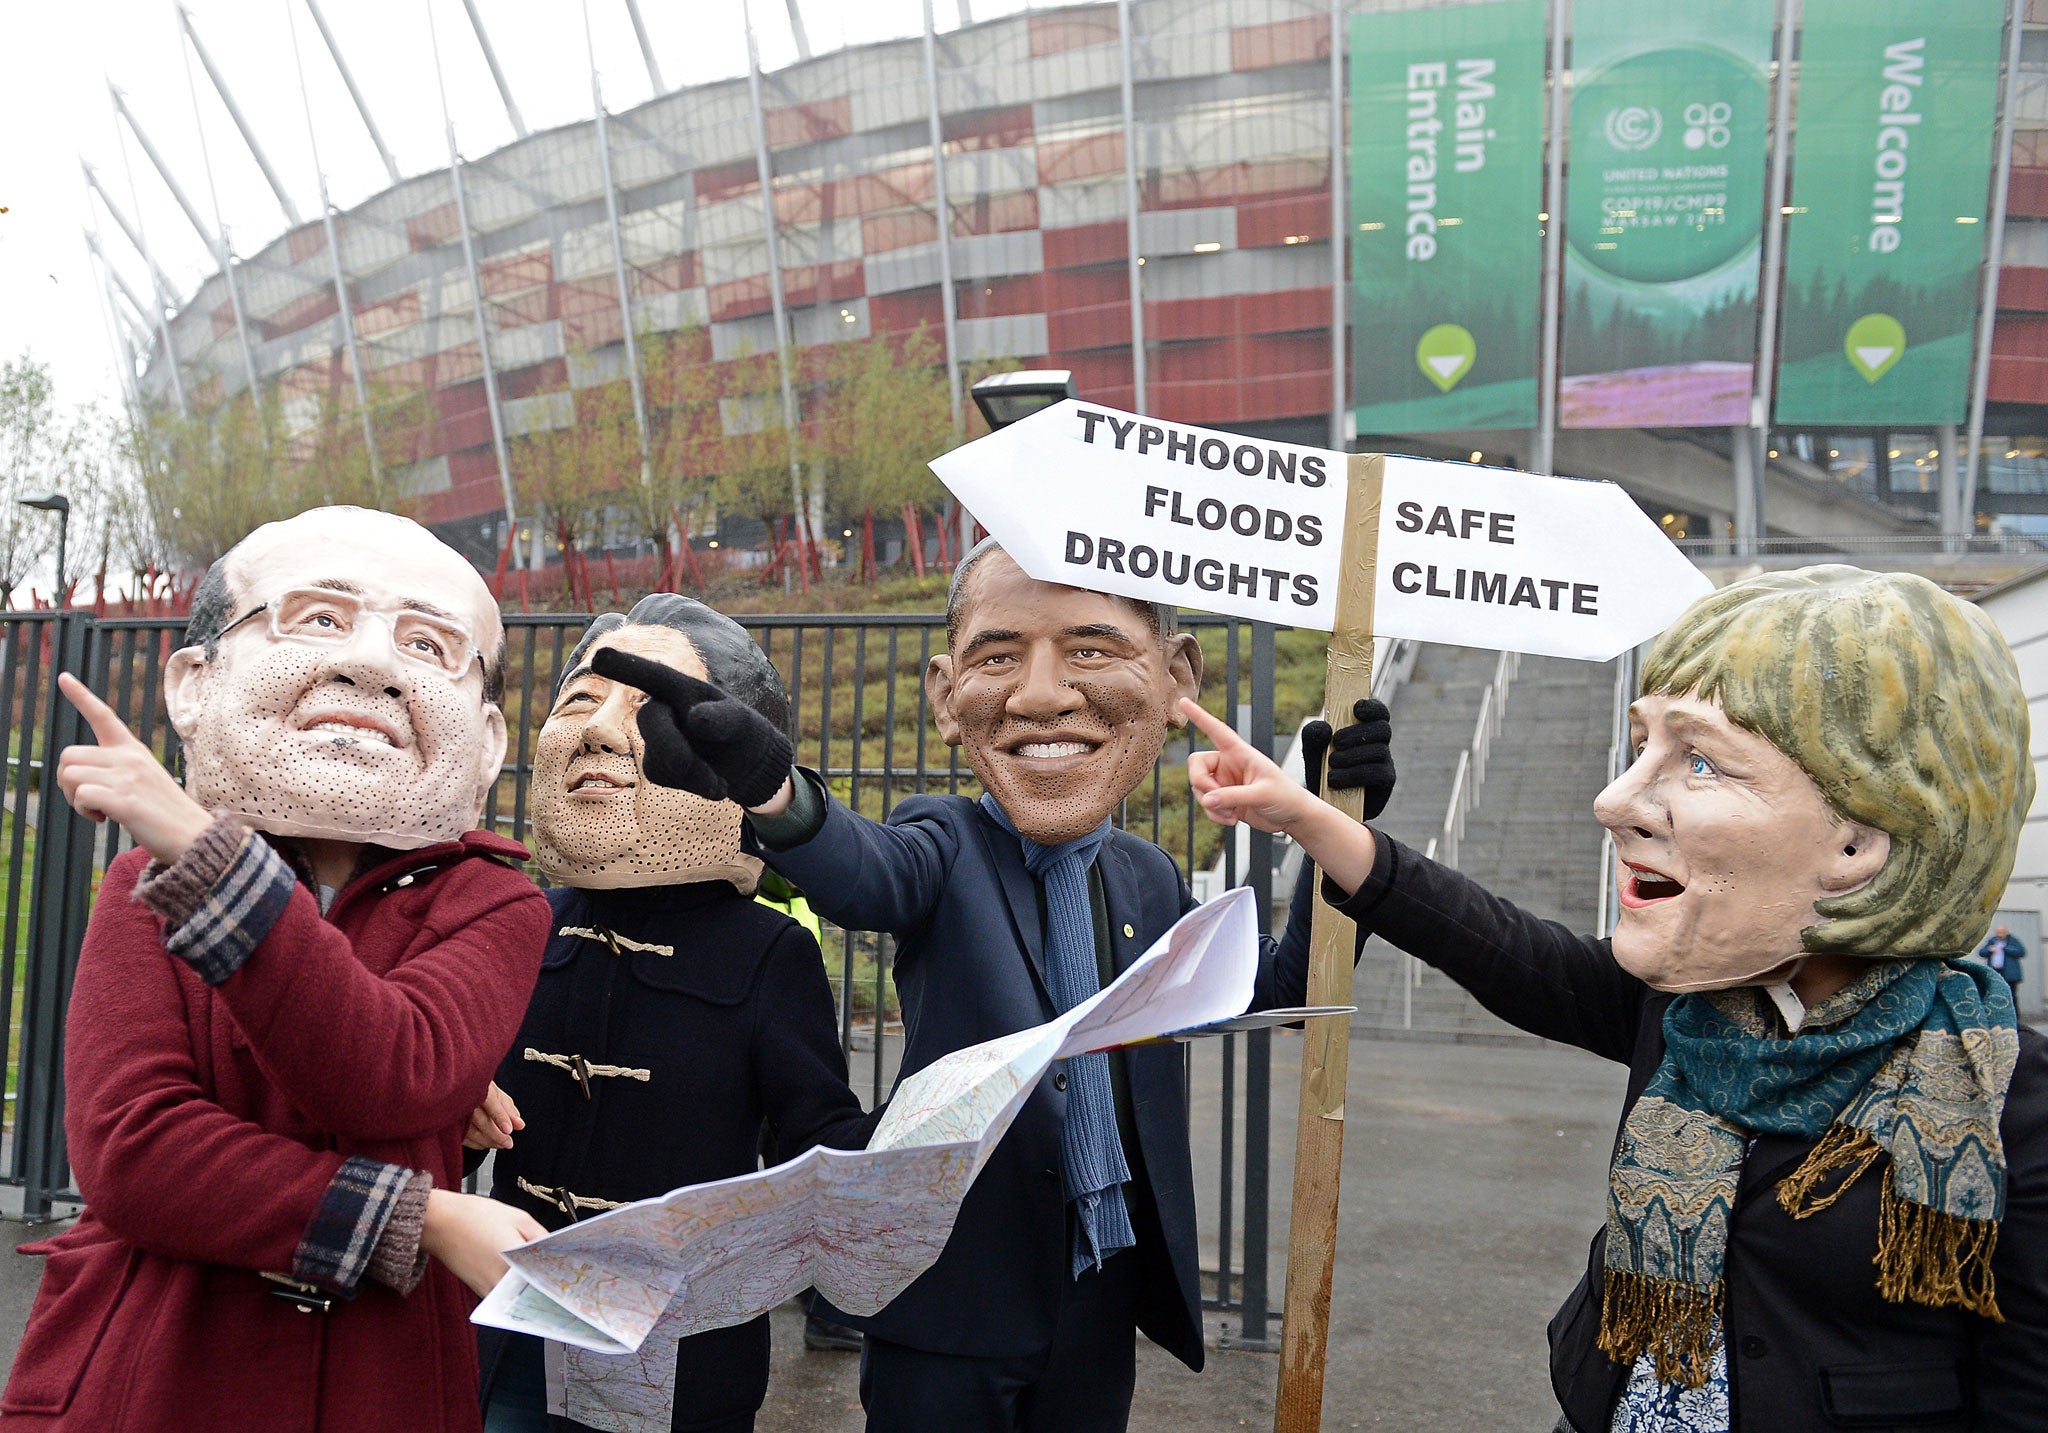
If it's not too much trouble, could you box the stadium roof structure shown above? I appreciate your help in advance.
[116,0,1348,553]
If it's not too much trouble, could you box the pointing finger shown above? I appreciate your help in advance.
[591,647,721,711]
[57,673,140,749]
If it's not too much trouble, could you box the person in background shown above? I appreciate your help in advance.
[1979,924,2027,1002]
[1,508,550,1433]
[466,595,876,1433]
[1183,566,2046,1433]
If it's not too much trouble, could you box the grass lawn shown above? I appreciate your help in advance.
[1,808,33,1116]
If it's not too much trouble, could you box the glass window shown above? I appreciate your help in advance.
[1827,434,1878,493]
[1652,508,1708,542]
[1885,433,1941,494]
[1982,438,2048,496]
[1988,512,2048,539]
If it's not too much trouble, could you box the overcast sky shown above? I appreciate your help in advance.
[0,0,1018,416]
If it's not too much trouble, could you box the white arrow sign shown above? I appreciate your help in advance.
[930,399,1711,662]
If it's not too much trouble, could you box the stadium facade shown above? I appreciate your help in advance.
[130,0,2048,564]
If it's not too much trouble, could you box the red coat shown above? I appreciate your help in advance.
[0,832,549,1433]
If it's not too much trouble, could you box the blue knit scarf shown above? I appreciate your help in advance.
[981,795,1135,1276]
[1602,957,2018,1388]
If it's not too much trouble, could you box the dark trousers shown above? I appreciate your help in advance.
[858,1249,1140,1433]
[481,1326,760,1433]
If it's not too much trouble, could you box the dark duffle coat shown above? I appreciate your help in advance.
[1334,832,2048,1433]
[477,881,876,1431]
[1,833,549,1433]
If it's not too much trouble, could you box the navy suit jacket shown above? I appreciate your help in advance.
[760,778,1321,1369]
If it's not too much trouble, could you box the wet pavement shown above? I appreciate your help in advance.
[0,1034,1627,1430]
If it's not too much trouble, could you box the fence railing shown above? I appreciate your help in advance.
[1676,533,2048,558]
[0,608,1288,1338]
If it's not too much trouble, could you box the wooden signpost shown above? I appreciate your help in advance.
[931,402,1710,1424]
[1274,455,1381,1431]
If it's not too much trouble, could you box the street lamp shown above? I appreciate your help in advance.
[17,494,70,608]
[969,370,1077,432]
[958,371,1079,564]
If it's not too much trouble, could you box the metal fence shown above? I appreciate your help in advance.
[0,609,1284,1342]
[1675,533,2048,558]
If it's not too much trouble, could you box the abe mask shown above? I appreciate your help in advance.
[163,507,508,850]
[531,595,789,891]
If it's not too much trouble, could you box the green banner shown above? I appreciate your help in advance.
[1560,0,1773,428]
[1349,0,1546,434]
[1774,0,2005,426]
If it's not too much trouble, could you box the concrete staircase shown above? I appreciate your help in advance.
[1349,646,1620,1043]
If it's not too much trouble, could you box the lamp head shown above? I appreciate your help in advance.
[16,494,69,516]
[970,370,1077,431]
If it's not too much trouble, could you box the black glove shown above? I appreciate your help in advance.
[590,647,794,808]
[1299,718,1334,799]
[1300,697,1395,820]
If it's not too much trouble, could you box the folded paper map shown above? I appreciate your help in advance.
[473,887,1262,1430]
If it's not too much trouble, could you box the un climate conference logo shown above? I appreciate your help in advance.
[1603,105,1662,151]
[1683,102,1732,151]
[1570,44,1765,284]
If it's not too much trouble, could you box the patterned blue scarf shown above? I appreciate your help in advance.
[1602,957,2018,1388]
[981,795,1135,1276]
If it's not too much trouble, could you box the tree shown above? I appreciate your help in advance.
[710,346,808,535]
[291,397,370,510]
[0,358,61,605]
[1,359,148,607]
[49,405,124,603]
[811,326,956,522]
[626,327,720,563]
[126,387,297,572]
[512,365,641,587]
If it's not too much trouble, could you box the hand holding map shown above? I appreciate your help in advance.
[474,888,1263,1431]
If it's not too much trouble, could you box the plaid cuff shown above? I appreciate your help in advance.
[132,811,249,930]
[366,1170,434,1296]
[294,1157,418,1296]
[150,827,297,986]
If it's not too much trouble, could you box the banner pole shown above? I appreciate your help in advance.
[1328,0,1346,452]
[1962,0,2026,544]
[1118,0,1148,416]
[1274,455,1383,1433]
[1747,0,1798,555]
[1534,0,1569,476]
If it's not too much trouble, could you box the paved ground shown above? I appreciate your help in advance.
[0,1035,1626,1430]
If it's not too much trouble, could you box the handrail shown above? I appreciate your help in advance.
[1371,637,1420,704]
[1404,648,1519,1026]
[1433,649,1517,872]
[1435,751,1471,871]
